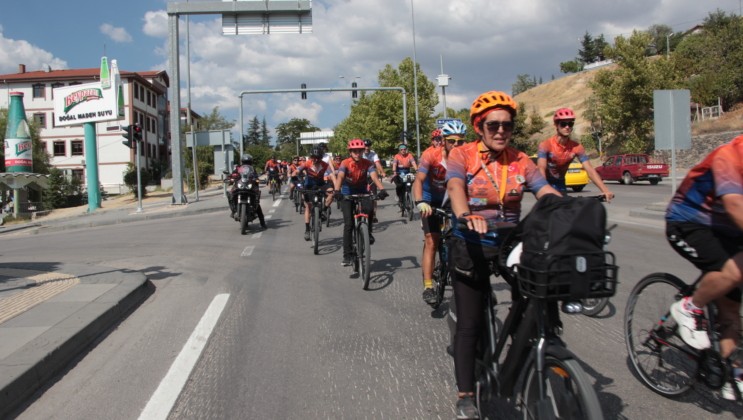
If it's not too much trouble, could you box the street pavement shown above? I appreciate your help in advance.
[0,185,666,418]
[0,187,227,418]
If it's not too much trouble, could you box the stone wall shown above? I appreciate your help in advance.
[653,130,743,169]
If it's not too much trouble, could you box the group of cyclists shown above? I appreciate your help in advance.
[224,87,743,418]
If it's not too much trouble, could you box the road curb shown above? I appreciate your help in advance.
[0,267,151,419]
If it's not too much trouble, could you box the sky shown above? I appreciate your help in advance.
[0,0,740,141]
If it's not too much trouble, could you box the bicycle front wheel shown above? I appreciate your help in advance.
[521,355,603,420]
[624,273,697,397]
[312,205,321,255]
[358,222,372,290]
[406,191,415,221]
[431,257,448,309]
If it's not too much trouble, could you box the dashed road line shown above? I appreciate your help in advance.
[240,246,255,257]
[138,293,230,420]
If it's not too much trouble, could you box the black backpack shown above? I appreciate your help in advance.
[517,194,614,300]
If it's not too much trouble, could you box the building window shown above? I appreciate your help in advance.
[133,83,139,100]
[53,141,66,157]
[51,82,64,99]
[33,112,46,129]
[71,169,84,183]
[71,140,84,156]
[41,141,47,152]
[32,83,46,99]
[139,85,145,101]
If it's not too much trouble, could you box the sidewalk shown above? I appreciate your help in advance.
[0,187,228,418]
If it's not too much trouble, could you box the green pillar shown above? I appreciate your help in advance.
[84,122,101,212]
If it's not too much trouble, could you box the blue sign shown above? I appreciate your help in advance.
[436,118,462,127]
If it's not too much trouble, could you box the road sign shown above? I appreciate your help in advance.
[436,118,461,128]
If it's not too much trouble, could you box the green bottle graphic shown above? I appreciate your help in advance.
[4,92,33,173]
[100,56,111,89]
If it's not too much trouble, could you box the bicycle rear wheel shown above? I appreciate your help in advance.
[358,222,372,290]
[406,191,415,221]
[431,257,448,309]
[624,273,697,397]
[521,355,603,420]
[581,297,609,317]
[312,205,321,255]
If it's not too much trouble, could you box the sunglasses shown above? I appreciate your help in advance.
[558,120,575,128]
[445,137,465,145]
[484,121,515,132]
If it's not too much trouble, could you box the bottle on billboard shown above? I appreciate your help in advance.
[4,92,33,173]
[100,56,111,89]
[111,59,124,118]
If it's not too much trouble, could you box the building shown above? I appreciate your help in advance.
[0,64,169,194]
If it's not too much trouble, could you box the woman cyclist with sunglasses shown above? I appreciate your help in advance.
[537,107,613,201]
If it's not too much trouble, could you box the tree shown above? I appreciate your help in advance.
[578,31,596,64]
[646,24,674,56]
[593,34,609,61]
[512,74,538,96]
[560,60,583,74]
[275,118,319,156]
[673,10,743,109]
[333,57,438,159]
[589,30,681,153]
[245,116,261,147]
[260,117,271,147]
[200,106,235,130]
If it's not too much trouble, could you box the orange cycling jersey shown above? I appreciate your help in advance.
[418,146,447,205]
[393,153,416,171]
[447,141,547,223]
[537,135,588,181]
[301,160,330,181]
[339,157,376,194]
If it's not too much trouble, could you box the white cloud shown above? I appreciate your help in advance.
[143,10,168,38]
[100,23,133,43]
[0,28,67,73]
[139,0,742,134]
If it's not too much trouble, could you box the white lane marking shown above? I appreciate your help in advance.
[269,209,276,214]
[265,215,273,219]
[251,232,262,239]
[272,198,282,207]
[241,246,255,257]
[138,293,230,420]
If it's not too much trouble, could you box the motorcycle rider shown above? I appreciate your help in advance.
[228,154,267,229]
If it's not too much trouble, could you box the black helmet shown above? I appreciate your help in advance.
[310,146,323,158]
[363,139,372,147]
[241,153,253,164]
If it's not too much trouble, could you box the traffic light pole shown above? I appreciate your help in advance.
[136,139,143,213]
[238,86,409,155]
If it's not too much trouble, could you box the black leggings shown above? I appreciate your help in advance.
[340,197,374,260]
[452,264,493,393]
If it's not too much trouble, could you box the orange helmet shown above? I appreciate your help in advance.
[347,138,366,149]
[470,91,517,134]
[553,107,576,121]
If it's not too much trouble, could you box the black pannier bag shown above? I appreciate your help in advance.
[517,194,618,300]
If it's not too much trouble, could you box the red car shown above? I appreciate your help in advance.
[596,154,669,185]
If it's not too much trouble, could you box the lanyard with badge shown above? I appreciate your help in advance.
[478,151,508,220]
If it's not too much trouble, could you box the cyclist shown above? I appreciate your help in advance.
[391,143,418,205]
[318,143,337,209]
[264,155,282,191]
[363,139,386,223]
[414,120,467,305]
[227,153,267,229]
[288,156,301,199]
[446,91,560,418]
[537,107,614,201]
[424,128,444,154]
[334,139,388,266]
[298,146,336,241]
[666,136,743,397]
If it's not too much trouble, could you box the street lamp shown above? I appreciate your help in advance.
[666,32,673,59]
[437,55,450,118]
[410,0,421,157]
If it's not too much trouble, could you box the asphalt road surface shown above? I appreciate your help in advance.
[3,183,741,419]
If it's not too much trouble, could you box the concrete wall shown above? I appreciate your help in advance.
[653,130,743,169]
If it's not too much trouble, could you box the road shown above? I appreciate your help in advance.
[2,182,741,419]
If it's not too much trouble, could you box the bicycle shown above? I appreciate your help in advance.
[307,188,328,255]
[342,193,378,290]
[430,207,453,309]
[625,272,742,400]
[268,176,280,201]
[398,173,416,221]
[448,219,616,419]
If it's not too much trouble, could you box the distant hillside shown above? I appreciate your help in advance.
[513,68,606,140]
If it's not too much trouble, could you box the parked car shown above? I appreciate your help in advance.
[529,156,590,192]
[595,153,669,185]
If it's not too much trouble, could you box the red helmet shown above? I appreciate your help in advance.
[431,129,442,140]
[347,138,366,149]
[553,107,576,122]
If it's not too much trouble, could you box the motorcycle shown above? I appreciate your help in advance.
[230,169,261,235]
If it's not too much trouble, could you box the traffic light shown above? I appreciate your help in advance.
[133,123,143,142]
[301,83,307,100]
[122,125,134,149]
[351,81,358,99]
